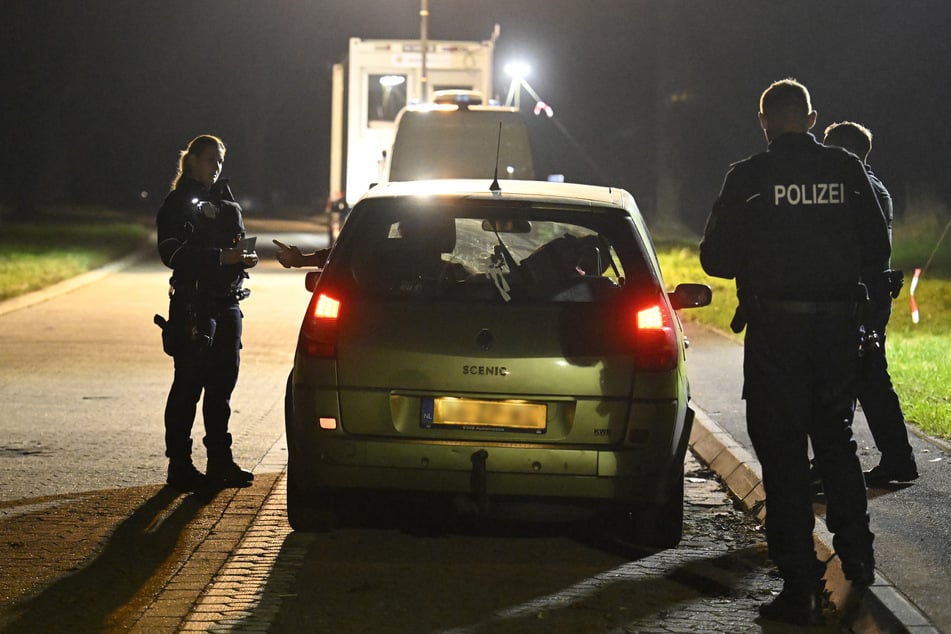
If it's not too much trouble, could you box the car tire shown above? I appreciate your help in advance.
[627,410,692,549]
[286,469,339,532]
[284,369,338,532]
[609,461,685,550]
[632,462,685,549]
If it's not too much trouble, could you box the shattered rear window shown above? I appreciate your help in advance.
[327,199,656,303]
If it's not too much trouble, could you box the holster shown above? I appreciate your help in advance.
[729,304,747,333]
[153,314,176,356]
[155,295,216,357]
[730,288,757,333]
[886,269,904,299]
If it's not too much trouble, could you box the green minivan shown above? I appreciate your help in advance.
[285,178,711,547]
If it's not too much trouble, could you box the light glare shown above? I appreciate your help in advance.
[637,305,665,330]
[504,62,530,79]
[313,293,341,319]
[379,75,406,88]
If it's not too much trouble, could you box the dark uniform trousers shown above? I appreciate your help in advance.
[164,301,242,463]
[858,294,914,467]
[744,309,873,588]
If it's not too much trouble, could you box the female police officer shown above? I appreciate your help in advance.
[157,134,258,491]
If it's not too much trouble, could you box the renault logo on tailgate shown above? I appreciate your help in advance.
[475,328,493,351]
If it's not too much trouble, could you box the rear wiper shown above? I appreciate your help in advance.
[491,230,520,272]
[487,247,512,302]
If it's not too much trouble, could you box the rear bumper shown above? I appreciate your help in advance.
[289,434,685,505]
[286,371,692,507]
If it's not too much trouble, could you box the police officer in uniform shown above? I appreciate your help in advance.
[823,122,918,485]
[700,79,890,626]
[156,134,258,491]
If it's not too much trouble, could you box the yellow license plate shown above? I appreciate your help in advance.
[422,397,547,433]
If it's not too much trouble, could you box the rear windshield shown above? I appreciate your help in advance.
[326,198,658,304]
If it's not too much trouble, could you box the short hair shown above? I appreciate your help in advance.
[823,121,872,161]
[759,78,812,119]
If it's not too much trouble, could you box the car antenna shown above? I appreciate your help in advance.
[489,121,502,192]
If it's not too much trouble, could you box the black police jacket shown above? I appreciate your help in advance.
[700,132,890,301]
[866,165,893,249]
[156,177,248,298]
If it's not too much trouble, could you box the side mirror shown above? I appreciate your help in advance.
[668,283,712,310]
[305,271,321,293]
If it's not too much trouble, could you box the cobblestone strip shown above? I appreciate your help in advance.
[177,436,299,632]
[128,437,289,633]
[179,473,299,632]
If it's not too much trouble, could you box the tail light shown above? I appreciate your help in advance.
[298,292,341,358]
[633,299,679,371]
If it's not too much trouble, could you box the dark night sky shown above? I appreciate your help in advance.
[4,0,951,233]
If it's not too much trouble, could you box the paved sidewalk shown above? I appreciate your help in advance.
[129,437,290,633]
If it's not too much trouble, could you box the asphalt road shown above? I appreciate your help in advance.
[0,234,322,502]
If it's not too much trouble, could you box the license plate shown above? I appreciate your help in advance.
[421,397,547,434]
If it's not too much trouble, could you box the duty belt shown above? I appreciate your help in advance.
[759,299,857,316]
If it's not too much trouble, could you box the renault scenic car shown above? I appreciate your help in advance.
[284,179,711,547]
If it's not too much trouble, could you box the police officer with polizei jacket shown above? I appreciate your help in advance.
[156,134,258,492]
[700,79,891,626]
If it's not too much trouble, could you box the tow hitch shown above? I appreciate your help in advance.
[470,449,489,513]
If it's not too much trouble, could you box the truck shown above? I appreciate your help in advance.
[328,35,499,212]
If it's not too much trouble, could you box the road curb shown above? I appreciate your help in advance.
[688,402,940,633]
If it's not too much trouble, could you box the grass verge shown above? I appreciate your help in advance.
[656,229,951,441]
[0,206,150,301]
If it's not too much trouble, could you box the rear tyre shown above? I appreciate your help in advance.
[628,412,692,549]
[624,462,685,549]
[634,464,684,548]
[286,469,339,532]
[284,369,338,532]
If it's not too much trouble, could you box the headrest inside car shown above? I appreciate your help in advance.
[397,214,456,253]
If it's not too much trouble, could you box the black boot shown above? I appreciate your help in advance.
[167,459,205,492]
[759,584,825,626]
[166,439,205,492]
[206,459,254,488]
[205,434,253,487]
[864,461,919,486]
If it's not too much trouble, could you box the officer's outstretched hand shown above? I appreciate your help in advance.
[221,247,259,268]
